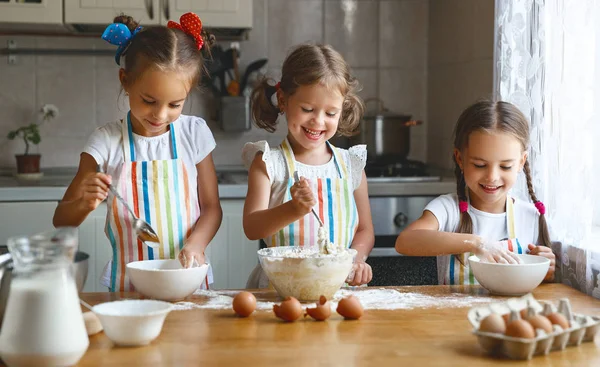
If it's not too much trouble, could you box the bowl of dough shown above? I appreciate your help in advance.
[257,245,356,302]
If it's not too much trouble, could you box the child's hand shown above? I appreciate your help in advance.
[474,239,521,264]
[290,177,316,216]
[346,261,372,286]
[178,243,206,269]
[528,244,556,282]
[79,172,111,211]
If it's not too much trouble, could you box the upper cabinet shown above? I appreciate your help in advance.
[63,0,251,28]
[0,0,62,24]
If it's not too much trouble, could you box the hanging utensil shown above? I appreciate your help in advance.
[239,58,268,95]
[97,165,160,248]
[226,47,241,96]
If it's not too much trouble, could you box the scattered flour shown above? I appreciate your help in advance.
[170,288,495,311]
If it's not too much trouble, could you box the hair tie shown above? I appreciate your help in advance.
[102,23,143,65]
[459,201,468,213]
[268,81,281,108]
[167,12,204,50]
[534,201,546,215]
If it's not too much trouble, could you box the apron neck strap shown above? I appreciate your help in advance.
[280,137,345,179]
[506,194,516,239]
[121,111,178,162]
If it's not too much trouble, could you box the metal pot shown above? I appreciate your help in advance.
[349,98,422,163]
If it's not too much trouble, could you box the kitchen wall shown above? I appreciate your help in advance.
[426,0,495,170]
[0,0,430,169]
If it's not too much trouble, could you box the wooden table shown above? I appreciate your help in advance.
[36,285,600,366]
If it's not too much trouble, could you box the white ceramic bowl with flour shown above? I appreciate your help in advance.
[126,260,208,301]
[92,300,172,347]
[258,246,356,302]
[468,254,550,296]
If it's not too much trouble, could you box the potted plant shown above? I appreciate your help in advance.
[7,104,58,176]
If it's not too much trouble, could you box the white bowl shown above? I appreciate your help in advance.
[468,254,550,296]
[92,299,172,347]
[257,246,356,302]
[126,259,208,301]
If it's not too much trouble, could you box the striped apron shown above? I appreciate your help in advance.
[443,195,522,285]
[246,138,359,288]
[102,112,213,291]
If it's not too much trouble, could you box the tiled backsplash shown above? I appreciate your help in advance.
[0,0,492,169]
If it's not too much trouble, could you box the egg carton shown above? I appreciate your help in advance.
[467,293,600,360]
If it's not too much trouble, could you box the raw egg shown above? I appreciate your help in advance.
[273,296,303,322]
[83,311,103,335]
[547,312,570,330]
[479,313,506,334]
[525,314,553,333]
[336,295,363,320]
[232,291,257,317]
[505,319,536,339]
[306,295,331,321]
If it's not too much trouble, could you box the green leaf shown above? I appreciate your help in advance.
[7,131,16,140]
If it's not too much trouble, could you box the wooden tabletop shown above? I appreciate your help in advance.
[29,284,600,366]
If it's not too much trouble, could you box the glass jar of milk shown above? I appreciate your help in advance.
[0,227,89,367]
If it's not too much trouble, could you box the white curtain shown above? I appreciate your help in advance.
[494,0,600,295]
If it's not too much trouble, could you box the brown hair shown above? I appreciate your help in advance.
[114,14,215,89]
[453,99,551,251]
[250,44,364,135]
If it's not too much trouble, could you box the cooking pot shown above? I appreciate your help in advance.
[348,98,422,163]
[0,246,89,329]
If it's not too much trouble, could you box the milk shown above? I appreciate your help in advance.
[0,269,89,367]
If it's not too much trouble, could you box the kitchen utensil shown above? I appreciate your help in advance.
[239,58,268,94]
[97,165,160,248]
[226,47,240,96]
[0,228,89,366]
[293,171,324,227]
[126,259,209,301]
[348,98,423,163]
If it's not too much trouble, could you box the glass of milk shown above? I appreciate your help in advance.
[0,227,89,367]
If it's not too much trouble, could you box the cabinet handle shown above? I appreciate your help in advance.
[393,212,408,228]
[146,0,154,20]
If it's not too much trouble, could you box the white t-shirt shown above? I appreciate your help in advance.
[425,193,542,284]
[84,114,216,184]
[241,140,367,211]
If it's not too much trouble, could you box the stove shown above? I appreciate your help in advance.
[365,159,440,183]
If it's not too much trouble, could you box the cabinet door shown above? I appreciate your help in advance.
[0,202,57,246]
[77,204,112,292]
[0,0,62,24]
[205,199,258,289]
[163,0,252,28]
[64,0,160,25]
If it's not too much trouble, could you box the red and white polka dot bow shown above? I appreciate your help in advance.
[167,12,204,50]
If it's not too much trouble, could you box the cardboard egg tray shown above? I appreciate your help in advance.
[467,293,600,360]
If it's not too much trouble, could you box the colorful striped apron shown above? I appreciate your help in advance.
[444,195,521,285]
[103,112,212,291]
[246,138,359,288]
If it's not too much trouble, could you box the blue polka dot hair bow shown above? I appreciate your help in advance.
[101,23,143,65]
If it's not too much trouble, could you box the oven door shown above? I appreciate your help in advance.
[365,196,438,286]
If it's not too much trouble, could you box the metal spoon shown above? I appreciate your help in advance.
[293,171,324,227]
[97,165,160,248]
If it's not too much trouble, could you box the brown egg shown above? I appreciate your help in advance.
[525,314,553,333]
[479,314,506,334]
[505,319,536,339]
[83,311,103,336]
[273,296,303,322]
[547,312,570,330]
[306,295,331,321]
[337,295,364,320]
[232,291,257,317]
[520,308,529,319]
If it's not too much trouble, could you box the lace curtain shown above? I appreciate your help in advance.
[494,0,600,295]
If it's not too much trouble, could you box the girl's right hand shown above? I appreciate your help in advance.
[474,239,521,264]
[289,177,316,216]
[79,172,111,211]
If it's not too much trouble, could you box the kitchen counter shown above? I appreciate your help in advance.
[68,284,600,366]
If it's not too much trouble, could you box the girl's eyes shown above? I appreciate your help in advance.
[142,98,155,105]
[142,99,181,108]
[301,107,313,113]
[473,164,513,170]
[301,107,337,117]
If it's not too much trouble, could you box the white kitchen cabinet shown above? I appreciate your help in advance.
[206,199,258,290]
[164,0,252,28]
[0,201,57,246]
[64,0,160,25]
[0,0,62,24]
[77,203,112,293]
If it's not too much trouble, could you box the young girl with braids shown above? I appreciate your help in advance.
[395,100,555,285]
[54,13,223,291]
[242,44,374,288]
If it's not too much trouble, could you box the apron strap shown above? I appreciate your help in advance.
[121,111,179,162]
[506,194,516,239]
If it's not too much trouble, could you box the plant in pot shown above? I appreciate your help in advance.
[7,104,59,177]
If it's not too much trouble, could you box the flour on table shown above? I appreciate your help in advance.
[170,288,495,311]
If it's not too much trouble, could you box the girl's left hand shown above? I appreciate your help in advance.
[346,261,373,286]
[178,244,206,269]
[528,244,556,282]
